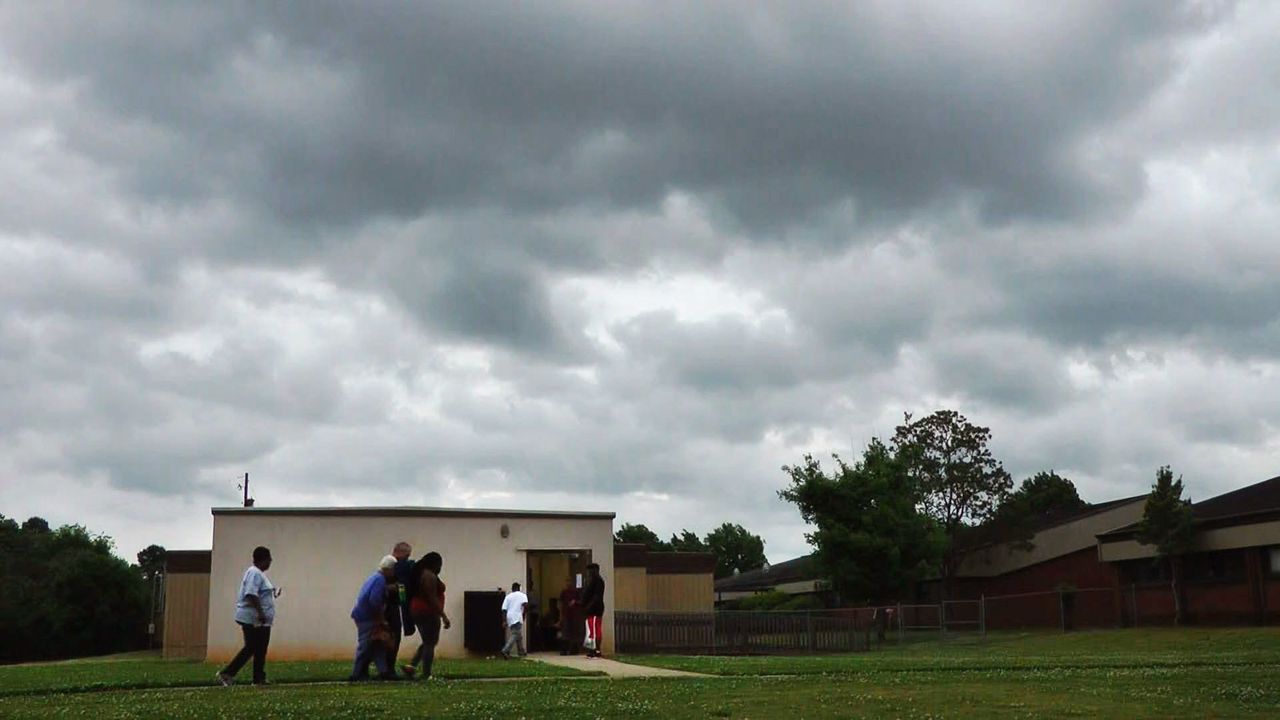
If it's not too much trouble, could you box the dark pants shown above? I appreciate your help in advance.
[222,622,271,683]
[408,614,441,678]
[384,623,402,675]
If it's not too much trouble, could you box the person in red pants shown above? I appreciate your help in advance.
[580,563,606,658]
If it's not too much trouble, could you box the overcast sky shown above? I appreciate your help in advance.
[3,1,1279,563]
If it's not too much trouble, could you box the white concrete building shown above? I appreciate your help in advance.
[206,506,615,661]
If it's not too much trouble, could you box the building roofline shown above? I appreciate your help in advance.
[955,494,1148,555]
[211,506,616,521]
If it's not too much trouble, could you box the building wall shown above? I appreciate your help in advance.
[645,573,714,612]
[1101,520,1280,561]
[956,500,1144,577]
[206,511,614,661]
[163,573,210,659]
[613,567,648,611]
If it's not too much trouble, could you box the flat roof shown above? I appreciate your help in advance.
[212,506,616,520]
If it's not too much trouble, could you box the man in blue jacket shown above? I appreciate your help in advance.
[385,542,416,676]
[348,555,399,681]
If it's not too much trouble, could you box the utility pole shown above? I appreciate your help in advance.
[242,472,254,507]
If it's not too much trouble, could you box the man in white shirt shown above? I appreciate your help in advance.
[217,546,277,686]
[500,582,528,659]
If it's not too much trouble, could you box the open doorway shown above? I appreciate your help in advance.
[525,549,592,653]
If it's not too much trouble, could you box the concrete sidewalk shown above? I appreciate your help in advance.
[528,653,708,678]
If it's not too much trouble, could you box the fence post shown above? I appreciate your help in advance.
[980,595,986,639]
[806,611,815,653]
[897,602,904,644]
[1059,589,1066,633]
[940,603,947,638]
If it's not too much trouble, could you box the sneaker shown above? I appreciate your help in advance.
[216,672,234,687]
[401,665,417,678]
[500,651,510,660]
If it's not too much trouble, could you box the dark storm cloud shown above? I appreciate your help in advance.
[0,1,1226,238]
[4,0,1280,561]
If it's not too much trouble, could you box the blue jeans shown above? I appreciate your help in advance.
[350,621,392,679]
[502,622,526,657]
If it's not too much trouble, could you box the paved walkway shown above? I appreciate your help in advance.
[528,653,709,678]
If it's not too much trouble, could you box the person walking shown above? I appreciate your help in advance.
[500,581,528,659]
[216,546,277,686]
[581,563,606,658]
[348,555,399,681]
[402,552,450,679]
[385,541,415,676]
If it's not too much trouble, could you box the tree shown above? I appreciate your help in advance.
[613,523,671,551]
[0,517,148,662]
[982,471,1089,549]
[1136,466,1195,625]
[893,410,1012,598]
[780,439,944,603]
[704,523,767,579]
[21,516,50,534]
[668,530,708,553]
[137,544,167,584]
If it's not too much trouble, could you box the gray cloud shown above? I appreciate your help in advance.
[3,1,1280,564]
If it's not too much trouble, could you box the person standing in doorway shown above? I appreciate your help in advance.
[402,552,450,679]
[581,563,606,658]
[500,581,528,659]
[385,541,415,676]
[217,546,276,686]
[348,555,399,681]
[558,576,581,656]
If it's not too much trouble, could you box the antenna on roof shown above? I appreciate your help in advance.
[237,472,255,508]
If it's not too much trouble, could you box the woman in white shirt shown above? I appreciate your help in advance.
[216,546,277,686]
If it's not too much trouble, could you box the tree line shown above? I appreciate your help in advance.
[777,409,1194,620]
[0,515,165,663]
[613,522,768,579]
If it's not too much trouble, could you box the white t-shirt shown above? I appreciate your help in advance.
[234,565,276,627]
[501,590,528,626]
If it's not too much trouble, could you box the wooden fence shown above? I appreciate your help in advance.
[615,610,870,654]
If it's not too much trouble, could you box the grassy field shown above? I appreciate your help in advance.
[621,626,1280,674]
[0,656,590,697]
[2,629,1279,718]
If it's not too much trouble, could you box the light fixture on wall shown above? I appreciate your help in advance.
[500,523,510,539]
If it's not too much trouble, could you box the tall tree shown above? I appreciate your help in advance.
[137,544,167,584]
[780,439,944,603]
[893,410,1012,598]
[668,530,708,553]
[1136,466,1195,625]
[613,523,671,551]
[704,523,767,579]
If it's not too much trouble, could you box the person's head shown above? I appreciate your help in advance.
[392,541,412,562]
[252,546,272,571]
[422,551,442,575]
[511,581,521,592]
[587,562,600,578]
[379,554,397,579]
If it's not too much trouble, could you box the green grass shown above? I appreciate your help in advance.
[3,629,1280,718]
[620,627,1280,675]
[0,656,589,697]
[1,666,1278,719]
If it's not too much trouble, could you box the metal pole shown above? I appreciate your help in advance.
[897,602,904,644]
[1059,589,1066,633]
[980,595,986,639]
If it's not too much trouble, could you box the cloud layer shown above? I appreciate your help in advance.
[2,1,1279,561]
